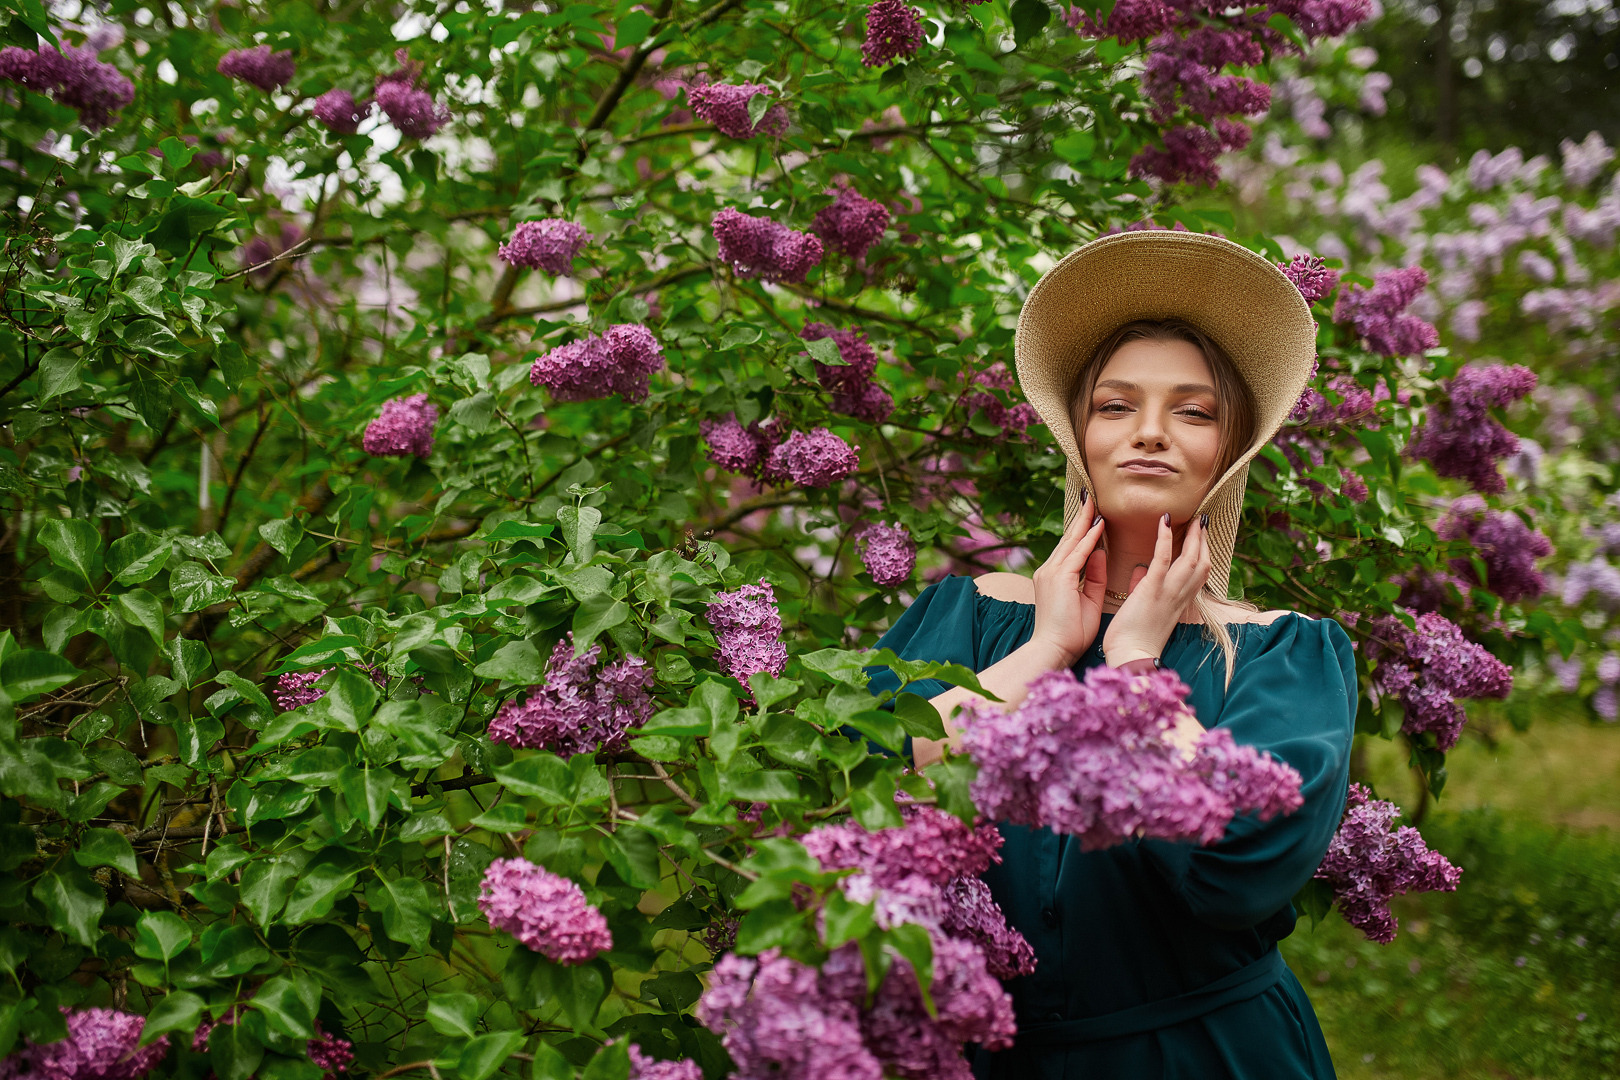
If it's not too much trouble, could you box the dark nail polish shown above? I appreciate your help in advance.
[1162,512,1171,526]
[1080,488,1089,506]
[1200,512,1209,529]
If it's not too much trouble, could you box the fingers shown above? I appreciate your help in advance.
[1052,488,1097,561]
[1081,548,1109,607]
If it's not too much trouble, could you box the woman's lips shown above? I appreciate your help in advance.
[1119,459,1177,475]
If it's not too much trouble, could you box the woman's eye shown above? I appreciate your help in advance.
[1096,402,1129,414]
[1179,406,1216,420]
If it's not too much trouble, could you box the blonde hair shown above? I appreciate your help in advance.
[1068,319,1260,686]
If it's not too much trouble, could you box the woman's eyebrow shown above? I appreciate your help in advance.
[1095,378,1215,395]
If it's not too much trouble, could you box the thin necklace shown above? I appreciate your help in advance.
[1105,588,1130,602]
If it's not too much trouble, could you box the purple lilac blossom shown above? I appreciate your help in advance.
[939,875,1038,980]
[1333,266,1441,357]
[862,0,925,67]
[627,1044,703,1080]
[478,858,612,963]
[1339,468,1369,503]
[687,82,789,138]
[803,805,1005,886]
[961,362,1041,440]
[1314,783,1461,943]
[373,50,449,138]
[0,43,135,131]
[957,665,1304,850]
[306,1024,354,1077]
[1405,363,1537,494]
[272,668,331,710]
[486,634,653,758]
[217,45,296,91]
[1436,495,1553,603]
[705,581,790,689]
[712,208,824,283]
[1290,375,1383,427]
[854,521,916,586]
[363,393,439,458]
[697,949,882,1080]
[1595,686,1619,721]
[1,1007,169,1080]
[762,428,860,488]
[1367,610,1513,750]
[1560,132,1614,188]
[1598,652,1620,685]
[1545,653,1583,693]
[529,324,665,403]
[499,219,591,275]
[812,183,891,260]
[1279,253,1339,303]
[700,414,767,475]
[311,88,371,134]
[857,936,1017,1079]
[800,322,894,423]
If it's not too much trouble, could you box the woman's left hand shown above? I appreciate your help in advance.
[1102,512,1212,667]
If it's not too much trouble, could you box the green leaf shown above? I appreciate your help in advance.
[599,826,662,890]
[37,348,83,401]
[169,561,235,613]
[718,324,763,350]
[239,856,299,926]
[258,517,303,558]
[139,991,204,1046]
[448,391,497,433]
[284,851,362,924]
[725,771,802,803]
[37,518,103,586]
[922,757,979,823]
[889,922,936,1017]
[557,505,602,564]
[338,764,396,830]
[2,650,83,700]
[123,318,190,360]
[746,90,770,130]
[370,873,436,952]
[1010,0,1053,45]
[457,1030,527,1080]
[74,827,138,876]
[613,9,656,48]
[581,1040,631,1080]
[493,753,572,802]
[253,972,321,1039]
[33,863,105,947]
[472,640,546,682]
[802,335,842,365]
[892,693,946,740]
[426,992,481,1039]
[112,589,166,647]
[210,1015,264,1080]
[572,594,630,650]
[107,532,171,585]
[132,910,191,961]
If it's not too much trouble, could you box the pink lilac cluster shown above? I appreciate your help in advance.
[688,82,789,138]
[1436,495,1553,603]
[499,219,591,274]
[958,665,1303,850]
[800,322,894,423]
[1560,132,1614,189]
[700,414,770,474]
[477,857,613,964]
[763,428,861,488]
[0,1007,168,1080]
[1065,0,1372,186]
[812,183,891,260]
[1279,253,1339,303]
[311,88,370,134]
[486,634,654,758]
[217,45,296,91]
[305,1024,354,1077]
[1313,783,1462,943]
[1290,375,1386,427]
[862,0,926,68]
[530,324,665,403]
[363,393,439,458]
[1405,363,1538,494]
[706,581,790,689]
[712,208,824,283]
[960,362,1041,441]
[1366,610,1513,750]
[698,939,1015,1080]
[0,39,135,131]
[373,49,450,138]
[627,1044,702,1080]
[1332,266,1441,357]
[854,521,916,587]
[803,805,1034,980]
[270,664,389,711]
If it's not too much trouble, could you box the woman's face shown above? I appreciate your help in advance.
[1075,338,1224,528]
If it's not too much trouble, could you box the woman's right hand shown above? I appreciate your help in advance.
[1028,490,1109,668]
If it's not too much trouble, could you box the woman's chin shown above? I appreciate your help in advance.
[1096,490,1198,526]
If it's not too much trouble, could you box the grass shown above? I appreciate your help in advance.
[1280,713,1620,1078]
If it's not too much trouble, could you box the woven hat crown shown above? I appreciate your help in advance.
[1013,231,1319,596]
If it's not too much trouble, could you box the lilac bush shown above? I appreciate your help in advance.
[478,858,613,964]
[0,1008,168,1080]
[487,635,654,757]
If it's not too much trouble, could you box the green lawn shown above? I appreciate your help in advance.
[1281,714,1620,1079]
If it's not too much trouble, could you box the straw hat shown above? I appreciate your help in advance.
[1013,231,1319,596]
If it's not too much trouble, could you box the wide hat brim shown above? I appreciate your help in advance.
[1013,231,1319,597]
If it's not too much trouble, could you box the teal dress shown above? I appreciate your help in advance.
[863,574,1356,1080]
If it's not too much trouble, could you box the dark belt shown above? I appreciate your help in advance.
[1012,948,1288,1047]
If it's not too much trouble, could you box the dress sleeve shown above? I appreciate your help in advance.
[862,574,982,709]
[1137,616,1357,933]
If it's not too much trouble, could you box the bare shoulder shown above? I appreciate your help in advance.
[1212,601,1306,626]
[971,572,1035,604]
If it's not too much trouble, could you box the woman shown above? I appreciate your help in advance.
[866,232,1355,1079]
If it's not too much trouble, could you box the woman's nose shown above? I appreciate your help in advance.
[1131,414,1169,451]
